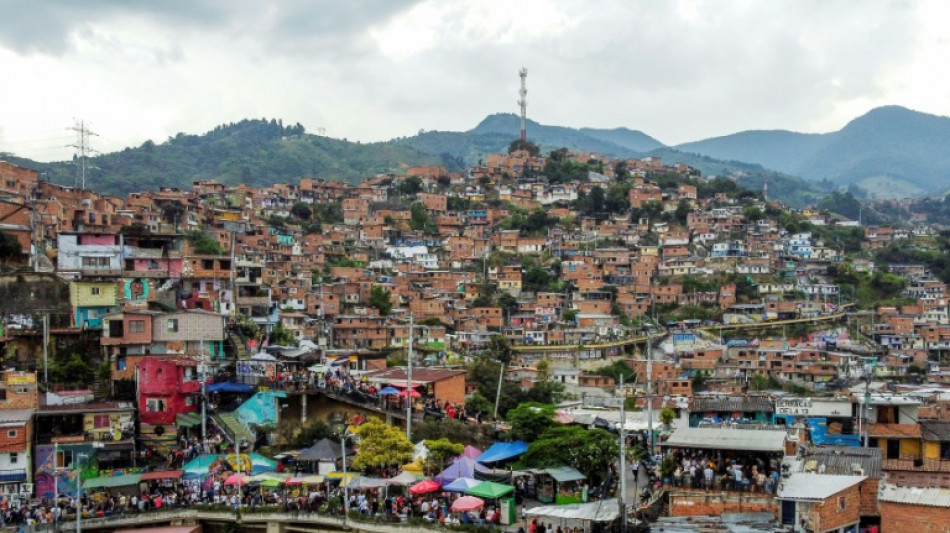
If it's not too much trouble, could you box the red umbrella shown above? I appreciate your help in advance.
[224,473,248,486]
[451,496,484,512]
[397,389,421,397]
[409,479,441,494]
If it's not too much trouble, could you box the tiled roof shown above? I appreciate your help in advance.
[867,423,921,438]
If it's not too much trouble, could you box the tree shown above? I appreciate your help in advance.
[187,230,223,255]
[523,426,618,484]
[675,199,691,225]
[268,324,295,346]
[397,176,423,196]
[659,407,676,428]
[368,285,393,316]
[508,139,540,157]
[465,392,493,420]
[506,402,556,442]
[290,202,312,221]
[410,203,437,233]
[489,335,513,365]
[351,417,414,472]
[423,438,464,474]
[412,419,497,450]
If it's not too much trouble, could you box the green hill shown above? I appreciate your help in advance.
[6,119,440,196]
[394,113,664,165]
[674,106,950,196]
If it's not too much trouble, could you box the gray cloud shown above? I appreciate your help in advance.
[0,0,944,161]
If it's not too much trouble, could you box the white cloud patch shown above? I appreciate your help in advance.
[0,0,946,162]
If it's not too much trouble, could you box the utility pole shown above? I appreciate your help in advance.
[42,314,49,394]
[69,119,98,190]
[493,362,504,419]
[406,312,413,441]
[618,372,628,533]
[646,330,654,457]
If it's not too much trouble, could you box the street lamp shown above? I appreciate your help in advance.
[334,423,356,528]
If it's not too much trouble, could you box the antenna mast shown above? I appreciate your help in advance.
[518,68,528,142]
[69,119,98,190]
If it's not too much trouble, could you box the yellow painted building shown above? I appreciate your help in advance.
[69,280,118,329]
[69,281,118,308]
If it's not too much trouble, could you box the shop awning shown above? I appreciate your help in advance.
[140,470,183,481]
[476,441,528,464]
[83,474,142,490]
[660,427,787,452]
[176,412,202,429]
[466,481,514,498]
[206,382,254,394]
[544,466,586,483]
[526,500,619,523]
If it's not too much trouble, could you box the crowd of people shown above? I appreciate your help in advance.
[255,365,480,422]
[666,450,781,494]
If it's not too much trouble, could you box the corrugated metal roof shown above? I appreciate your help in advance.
[778,474,866,501]
[691,395,774,413]
[660,427,787,452]
[795,446,882,478]
[879,483,950,508]
[921,420,950,442]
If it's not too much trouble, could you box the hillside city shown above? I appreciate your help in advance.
[0,138,947,533]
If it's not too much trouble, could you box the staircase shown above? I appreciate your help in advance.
[212,411,255,446]
[227,327,252,358]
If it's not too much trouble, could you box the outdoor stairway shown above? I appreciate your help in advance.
[227,327,251,358]
[212,411,255,446]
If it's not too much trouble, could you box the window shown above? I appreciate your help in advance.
[117,357,126,371]
[145,398,166,412]
[9,453,17,465]
[93,415,110,429]
[56,450,72,469]
[91,287,101,295]
[129,320,145,334]
[6,430,15,439]
[81,256,111,268]
[168,319,178,333]
[185,395,197,406]
[838,496,847,510]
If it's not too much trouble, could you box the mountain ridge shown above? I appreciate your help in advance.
[675,105,950,197]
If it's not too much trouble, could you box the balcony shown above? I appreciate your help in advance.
[122,270,171,278]
[236,295,270,306]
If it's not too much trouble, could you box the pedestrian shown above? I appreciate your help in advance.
[631,458,640,483]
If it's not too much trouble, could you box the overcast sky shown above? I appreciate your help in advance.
[2,0,949,162]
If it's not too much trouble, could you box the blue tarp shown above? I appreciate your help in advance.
[206,382,254,394]
[476,441,528,464]
[435,457,489,483]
